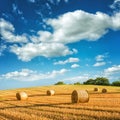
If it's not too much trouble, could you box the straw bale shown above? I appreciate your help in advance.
[46,90,55,96]
[71,90,89,103]
[16,92,28,100]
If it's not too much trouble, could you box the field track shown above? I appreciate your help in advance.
[0,85,120,120]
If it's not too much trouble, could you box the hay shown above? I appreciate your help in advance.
[102,88,107,93]
[16,92,28,100]
[94,88,99,91]
[47,90,55,96]
[71,90,89,103]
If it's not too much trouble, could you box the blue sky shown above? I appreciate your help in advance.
[0,0,120,90]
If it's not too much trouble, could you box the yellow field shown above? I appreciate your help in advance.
[0,85,120,120]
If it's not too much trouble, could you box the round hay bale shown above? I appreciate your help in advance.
[16,92,28,100]
[94,88,99,91]
[102,88,107,93]
[47,90,55,96]
[71,90,89,103]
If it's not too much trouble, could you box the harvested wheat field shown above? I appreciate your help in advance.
[0,85,120,120]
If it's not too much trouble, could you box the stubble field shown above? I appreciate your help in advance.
[0,85,120,120]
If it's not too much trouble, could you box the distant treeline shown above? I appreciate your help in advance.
[55,77,120,86]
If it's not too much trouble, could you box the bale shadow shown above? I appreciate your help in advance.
[29,94,46,97]
[0,102,72,110]
[89,92,120,94]
[0,99,17,102]
[55,93,70,96]
[29,93,70,97]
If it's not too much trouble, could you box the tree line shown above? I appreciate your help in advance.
[55,77,120,86]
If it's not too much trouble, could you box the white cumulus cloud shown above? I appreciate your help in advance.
[93,53,108,67]
[0,68,69,81]
[1,9,120,62]
[93,62,106,67]
[46,10,120,44]
[10,43,74,61]
[0,19,28,43]
[54,57,80,65]
[63,74,90,83]
[95,55,105,61]
[104,65,120,75]
[71,64,80,68]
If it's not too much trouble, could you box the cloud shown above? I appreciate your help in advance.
[93,62,106,67]
[47,0,59,5]
[0,19,28,43]
[28,0,36,3]
[63,74,90,83]
[0,19,77,61]
[1,9,120,61]
[31,10,120,44]
[47,0,69,5]
[0,45,6,56]
[10,43,74,61]
[54,57,80,65]
[47,0,68,5]
[0,68,69,81]
[111,13,120,30]
[57,0,61,3]
[46,10,120,44]
[64,0,69,3]
[93,53,108,67]
[71,64,80,68]
[47,0,54,4]
[46,3,52,11]
[30,31,53,43]
[95,55,105,61]
[51,68,69,77]
[12,4,17,13]
[104,65,120,75]
[12,3,23,16]
[110,0,120,10]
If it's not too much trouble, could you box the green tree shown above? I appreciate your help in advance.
[83,79,95,85]
[83,77,110,85]
[112,80,120,86]
[95,77,110,85]
[74,82,81,85]
[54,81,66,85]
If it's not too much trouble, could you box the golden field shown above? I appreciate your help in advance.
[0,85,120,120]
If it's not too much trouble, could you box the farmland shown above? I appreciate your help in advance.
[0,85,120,120]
